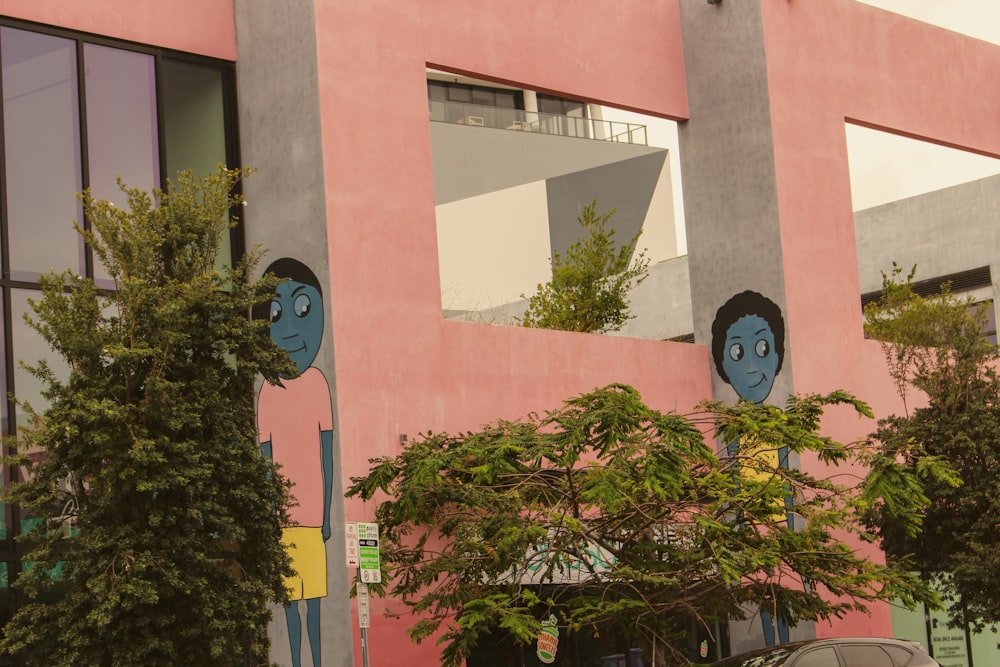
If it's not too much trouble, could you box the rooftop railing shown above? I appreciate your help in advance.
[429,100,647,146]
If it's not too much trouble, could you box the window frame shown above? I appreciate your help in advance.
[0,20,243,658]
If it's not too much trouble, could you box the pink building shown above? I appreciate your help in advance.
[1,1,999,665]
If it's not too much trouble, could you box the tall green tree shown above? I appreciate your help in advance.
[863,263,996,630]
[347,384,933,667]
[519,200,648,334]
[0,167,295,666]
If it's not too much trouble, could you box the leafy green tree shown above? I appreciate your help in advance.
[0,167,295,666]
[863,263,997,630]
[347,384,933,666]
[519,200,649,333]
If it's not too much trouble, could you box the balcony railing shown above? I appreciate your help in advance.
[429,100,647,146]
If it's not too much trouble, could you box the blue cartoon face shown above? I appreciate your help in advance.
[721,314,779,404]
[268,279,324,378]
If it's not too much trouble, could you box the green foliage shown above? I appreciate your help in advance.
[519,200,649,334]
[0,167,295,666]
[347,384,933,666]
[863,263,1000,630]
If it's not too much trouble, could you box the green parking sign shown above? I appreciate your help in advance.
[357,522,381,583]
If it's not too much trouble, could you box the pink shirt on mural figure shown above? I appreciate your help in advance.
[257,366,333,528]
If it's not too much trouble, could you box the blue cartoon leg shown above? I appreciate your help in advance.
[761,609,776,646]
[285,602,302,667]
[307,597,322,667]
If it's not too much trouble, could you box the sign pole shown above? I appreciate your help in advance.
[357,569,370,667]
[348,522,379,667]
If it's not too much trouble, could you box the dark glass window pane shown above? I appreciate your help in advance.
[11,289,69,431]
[794,648,841,667]
[472,88,493,107]
[0,561,11,666]
[537,94,563,114]
[161,59,231,269]
[882,646,914,667]
[839,646,894,667]
[0,562,11,621]
[447,84,471,103]
[564,99,585,117]
[161,60,225,180]
[428,80,447,101]
[494,90,516,109]
[0,499,8,542]
[972,300,996,344]
[0,290,7,543]
[2,27,84,280]
[84,44,159,283]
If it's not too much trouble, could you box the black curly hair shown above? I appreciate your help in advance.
[253,257,322,322]
[710,290,785,384]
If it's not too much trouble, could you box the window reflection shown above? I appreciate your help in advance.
[161,60,232,270]
[84,44,160,284]
[10,289,69,431]
[1,28,84,281]
[0,288,8,544]
[0,22,237,649]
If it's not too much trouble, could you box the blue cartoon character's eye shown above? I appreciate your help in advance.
[755,338,770,358]
[729,343,744,362]
[270,300,283,323]
[294,293,312,318]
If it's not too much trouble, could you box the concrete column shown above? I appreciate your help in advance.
[678,0,791,406]
[233,1,356,665]
[677,0,812,652]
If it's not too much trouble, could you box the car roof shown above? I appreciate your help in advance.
[709,638,931,667]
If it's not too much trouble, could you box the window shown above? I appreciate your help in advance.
[426,77,527,126]
[838,645,895,667]
[0,22,239,663]
[860,266,998,344]
[794,648,841,667]
[538,93,586,117]
[881,646,915,667]
[969,299,996,345]
[428,71,682,335]
[428,79,525,110]
[2,28,83,282]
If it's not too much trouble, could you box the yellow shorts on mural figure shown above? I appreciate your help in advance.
[282,526,328,601]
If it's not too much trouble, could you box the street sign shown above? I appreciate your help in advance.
[345,522,359,567]
[356,581,371,629]
[357,522,381,583]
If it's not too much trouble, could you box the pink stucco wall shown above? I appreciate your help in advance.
[311,0,693,663]
[10,0,997,659]
[761,0,1000,638]
[0,0,236,60]
[312,0,1000,658]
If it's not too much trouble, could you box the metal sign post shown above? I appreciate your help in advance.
[348,523,379,667]
[357,575,371,667]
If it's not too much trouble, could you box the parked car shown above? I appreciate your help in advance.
[709,638,939,667]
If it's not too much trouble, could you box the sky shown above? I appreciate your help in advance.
[856,0,1000,46]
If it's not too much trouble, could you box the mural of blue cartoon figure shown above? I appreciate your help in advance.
[711,290,792,647]
[711,291,784,406]
[256,258,334,667]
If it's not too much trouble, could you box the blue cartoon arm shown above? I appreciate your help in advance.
[261,440,272,461]
[321,429,333,542]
